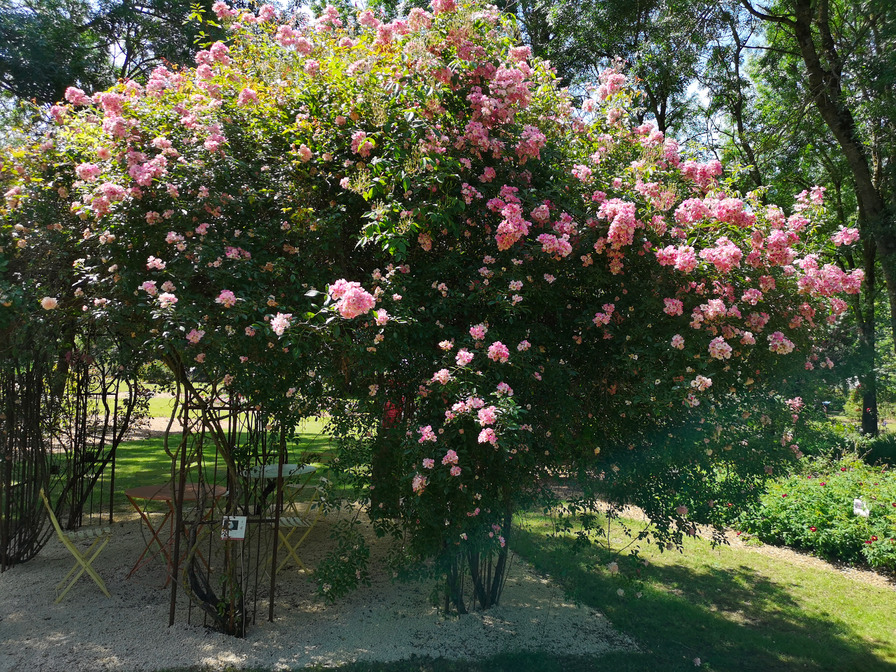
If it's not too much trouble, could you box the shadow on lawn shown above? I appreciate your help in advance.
[513,530,893,672]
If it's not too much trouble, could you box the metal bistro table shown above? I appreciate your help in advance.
[125,482,227,584]
[242,463,316,514]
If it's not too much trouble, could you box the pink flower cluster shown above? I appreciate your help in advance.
[708,336,732,360]
[418,425,437,443]
[271,312,292,336]
[487,341,510,363]
[593,303,615,326]
[767,331,795,354]
[699,237,743,272]
[536,233,572,258]
[216,289,238,308]
[495,202,531,251]
[831,227,860,246]
[598,199,639,249]
[477,406,497,426]
[329,279,376,319]
[691,375,712,392]
[663,298,684,316]
[655,245,697,273]
[432,368,451,385]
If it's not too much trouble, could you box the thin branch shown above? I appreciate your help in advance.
[739,0,795,28]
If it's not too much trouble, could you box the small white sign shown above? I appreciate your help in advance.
[221,516,248,540]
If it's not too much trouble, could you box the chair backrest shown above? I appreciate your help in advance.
[38,488,67,540]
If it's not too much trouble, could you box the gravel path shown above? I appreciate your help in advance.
[0,511,635,671]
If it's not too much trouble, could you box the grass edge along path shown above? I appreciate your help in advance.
[511,513,896,672]
[156,514,896,672]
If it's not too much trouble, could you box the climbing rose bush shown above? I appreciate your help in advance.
[0,0,861,609]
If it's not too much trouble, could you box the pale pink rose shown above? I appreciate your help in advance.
[487,341,510,363]
[216,289,238,307]
[158,292,178,308]
[186,329,205,344]
[469,324,487,340]
[431,369,451,385]
[271,312,292,336]
[40,297,58,310]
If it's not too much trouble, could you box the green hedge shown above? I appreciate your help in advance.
[738,455,896,570]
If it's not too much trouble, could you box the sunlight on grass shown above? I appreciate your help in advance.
[110,416,335,513]
[513,512,896,672]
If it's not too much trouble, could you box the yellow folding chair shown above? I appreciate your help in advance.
[39,489,112,602]
[273,484,322,573]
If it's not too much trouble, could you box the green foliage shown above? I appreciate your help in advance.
[861,433,896,466]
[739,455,896,570]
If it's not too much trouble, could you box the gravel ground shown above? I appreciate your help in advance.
[0,512,635,671]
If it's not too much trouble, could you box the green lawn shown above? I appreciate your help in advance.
[108,416,335,514]
[510,513,896,672]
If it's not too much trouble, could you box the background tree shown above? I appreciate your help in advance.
[0,0,225,106]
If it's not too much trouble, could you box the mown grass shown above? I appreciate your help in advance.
[108,416,335,514]
[511,513,896,672]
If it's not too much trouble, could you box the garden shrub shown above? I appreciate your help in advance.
[739,455,896,570]
[0,0,866,611]
[860,433,896,466]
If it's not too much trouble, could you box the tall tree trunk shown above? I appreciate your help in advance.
[854,239,879,436]
[742,0,895,347]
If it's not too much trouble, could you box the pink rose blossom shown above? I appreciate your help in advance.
[186,329,205,344]
[767,331,795,354]
[663,298,684,316]
[478,428,498,445]
[329,280,376,319]
[412,474,427,494]
[831,227,860,246]
[469,324,487,340]
[708,336,732,360]
[216,289,238,308]
[271,312,292,336]
[158,292,178,308]
[456,349,474,366]
[418,425,437,443]
[442,449,459,465]
[432,368,451,385]
[487,341,510,363]
[690,375,712,392]
[477,406,498,426]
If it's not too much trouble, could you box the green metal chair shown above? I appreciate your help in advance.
[39,489,112,602]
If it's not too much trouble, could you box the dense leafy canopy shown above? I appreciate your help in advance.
[0,0,864,607]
